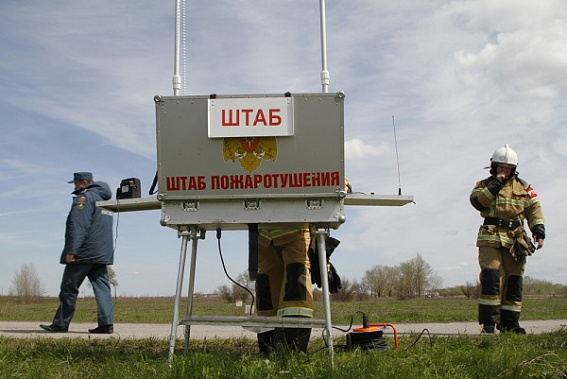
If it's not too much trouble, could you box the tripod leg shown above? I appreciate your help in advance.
[168,231,190,363]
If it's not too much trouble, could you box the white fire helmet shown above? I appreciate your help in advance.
[491,144,518,167]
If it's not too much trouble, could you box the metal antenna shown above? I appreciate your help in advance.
[319,0,329,93]
[392,115,403,195]
[173,0,183,96]
[181,0,187,95]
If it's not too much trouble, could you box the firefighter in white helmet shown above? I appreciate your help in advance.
[470,144,545,334]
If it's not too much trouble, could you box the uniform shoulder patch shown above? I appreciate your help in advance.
[77,195,87,210]
[527,186,538,198]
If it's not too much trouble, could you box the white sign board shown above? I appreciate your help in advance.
[155,92,346,229]
[208,97,294,138]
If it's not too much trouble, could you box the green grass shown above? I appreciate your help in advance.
[1,296,566,378]
[2,295,566,324]
[1,331,566,378]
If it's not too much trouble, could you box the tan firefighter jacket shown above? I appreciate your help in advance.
[470,175,544,251]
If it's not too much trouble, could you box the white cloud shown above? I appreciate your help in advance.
[345,138,390,159]
[456,26,567,98]
[444,0,567,100]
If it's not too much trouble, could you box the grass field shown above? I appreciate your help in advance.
[1,295,566,324]
[1,296,566,378]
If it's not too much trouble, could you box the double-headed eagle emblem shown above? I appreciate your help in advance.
[223,137,277,173]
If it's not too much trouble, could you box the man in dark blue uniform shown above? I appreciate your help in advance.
[40,172,115,334]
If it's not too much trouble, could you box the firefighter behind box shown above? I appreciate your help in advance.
[255,179,349,353]
[256,228,313,353]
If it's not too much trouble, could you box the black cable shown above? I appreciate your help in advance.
[149,172,158,195]
[216,229,255,315]
[331,314,355,333]
[331,310,366,334]
[349,330,389,352]
[320,310,434,353]
[109,199,120,310]
[113,199,120,254]
[319,311,365,351]
[409,328,433,348]
[356,310,369,328]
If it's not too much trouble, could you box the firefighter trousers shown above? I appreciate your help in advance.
[256,231,314,318]
[477,245,525,325]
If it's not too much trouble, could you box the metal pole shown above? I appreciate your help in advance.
[318,0,333,366]
[167,1,184,364]
[173,0,182,96]
[168,231,190,363]
[183,228,200,353]
[316,229,334,366]
[319,0,329,93]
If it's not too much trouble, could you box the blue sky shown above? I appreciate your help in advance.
[1,0,566,297]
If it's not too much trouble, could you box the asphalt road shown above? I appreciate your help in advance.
[1,320,566,341]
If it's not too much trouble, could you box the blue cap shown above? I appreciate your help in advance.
[68,172,93,183]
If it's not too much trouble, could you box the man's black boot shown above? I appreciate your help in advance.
[281,328,311,353]
[257,329,277,355]
[500,310,526,334]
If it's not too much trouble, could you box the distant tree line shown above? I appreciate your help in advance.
[214,254,444,303]
[9,263,43,302]
[9,258,565,303]
[213,253,567,303]
[8,263,118,303]
[327,253,444,301]
[214,272,254,303]
[454,276,567,300]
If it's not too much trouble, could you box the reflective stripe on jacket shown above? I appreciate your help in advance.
[470,176,544,249]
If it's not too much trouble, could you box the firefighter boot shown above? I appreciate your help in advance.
[257,329,277,355]
[281,327,311,353]
[272,327,311,353]
[500,310,526,334]
[478,304,500,334]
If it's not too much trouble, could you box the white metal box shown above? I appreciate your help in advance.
[154,92,347,230]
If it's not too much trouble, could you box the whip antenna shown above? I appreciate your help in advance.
[173,0,185,96]
[181,0,187,94]
[392,115,403,195]
[319,0,330,93]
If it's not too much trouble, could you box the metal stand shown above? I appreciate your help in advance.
[168,227,204,362]
[167,225,335,366]
[315,229,334,364]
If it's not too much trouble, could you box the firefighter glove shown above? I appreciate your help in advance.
[309,236,341,292]
[531,224,545,240]
[327,262,342,294]
[483,176,503,196]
